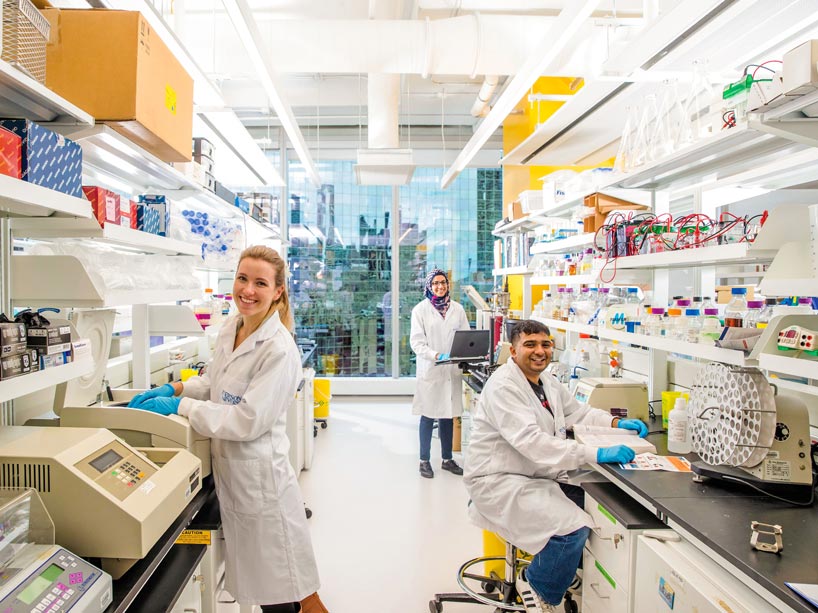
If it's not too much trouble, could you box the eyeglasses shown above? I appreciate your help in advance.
[431,281,448,287]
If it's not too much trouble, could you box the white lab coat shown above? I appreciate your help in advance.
[178,311,319,605]
[463,359,613,554]
[410,299,470,418]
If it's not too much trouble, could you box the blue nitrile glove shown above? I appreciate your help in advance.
[128,384,175,408]
[617,418,648,438]
[597,445,636,464]
[135,396,181,416]
[438,353,450,361]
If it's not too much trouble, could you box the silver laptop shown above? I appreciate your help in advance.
[436,330,490,364]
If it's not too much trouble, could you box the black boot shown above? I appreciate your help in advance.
[419,461,434,478]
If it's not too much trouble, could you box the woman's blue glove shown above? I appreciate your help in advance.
[438,353,450,361]
[597,445,636,464]
[135,396,181,416]
[128,384,175,408]
[617,418,648,438]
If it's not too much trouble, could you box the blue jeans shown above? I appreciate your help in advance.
[419,416,453,461]
[525,483,589,605]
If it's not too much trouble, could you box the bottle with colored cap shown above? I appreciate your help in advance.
[724,287,748,328]
[667,396,691,454]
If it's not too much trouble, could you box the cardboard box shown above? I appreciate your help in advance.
[27,321,72,354]
[0,349,39,380]
[40,349,72,370]
[43,9,194,162]
[135,204,160,234]
[0,127,22,179]
[506,200,524,221]
[716,285,755,304]
[584,192,650,214]
[138,194,171,236]
[83,186,121,227]
[0,322,27,357]
[0,120,82,196]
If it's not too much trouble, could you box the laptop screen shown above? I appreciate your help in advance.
[447,330,490,359]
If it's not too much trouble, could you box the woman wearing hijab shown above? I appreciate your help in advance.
[410,268,471,478]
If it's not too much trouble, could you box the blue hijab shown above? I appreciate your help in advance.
[424,268,450,317]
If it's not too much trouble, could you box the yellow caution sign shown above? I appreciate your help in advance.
[175,530,211,545]
[165,84,177,115]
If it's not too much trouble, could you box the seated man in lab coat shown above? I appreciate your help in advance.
[464,319,647,612]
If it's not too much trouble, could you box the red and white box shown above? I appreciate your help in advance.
[82,186,121,227]
[0,126,22,179]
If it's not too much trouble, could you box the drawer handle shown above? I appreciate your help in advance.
[589,582,610,599]
[590,527,624,549]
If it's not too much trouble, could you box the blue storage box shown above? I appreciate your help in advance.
[234,196,250,214]
[135,204,161,234]
[0,120,82,197]
[138,194,171,236]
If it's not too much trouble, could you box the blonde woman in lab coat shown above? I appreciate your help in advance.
[410,268,470,478]
[129,246,326,613]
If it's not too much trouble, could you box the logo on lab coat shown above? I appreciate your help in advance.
[222,391,242,405]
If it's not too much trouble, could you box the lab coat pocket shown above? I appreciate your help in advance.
[215,456,264,516]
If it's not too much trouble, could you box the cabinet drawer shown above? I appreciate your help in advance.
[582,548,628,613]
[585,497,633,587]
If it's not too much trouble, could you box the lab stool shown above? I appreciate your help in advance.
[428,539,579,612]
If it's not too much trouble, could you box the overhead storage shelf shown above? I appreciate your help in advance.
[0,355,94,404]
[532,316,596,336]
[10,218,201,256]
[614,243,775,270]
[531,273,598,286]
[0,59,93,125]
[12,256,200,308]
[148,305,206,337]
[759,354,818,381]
[493,266,532,276]
[597,328,753,367]
[531,233,594,254]
[0,174,92,219]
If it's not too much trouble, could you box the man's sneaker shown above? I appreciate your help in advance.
[419,461,434,478]
[441,459,464,475]
[516,569,557,612]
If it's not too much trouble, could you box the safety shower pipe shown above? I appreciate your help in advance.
[441,0,602,188]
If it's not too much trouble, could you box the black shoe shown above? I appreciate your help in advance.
[441,459,463,475]
[419,461,434,478]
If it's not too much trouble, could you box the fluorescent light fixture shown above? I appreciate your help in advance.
[440,0,601,189]
[221,0,322,187]
[354,149,415,185]
[103,0,225,108]
[198,111,284,186]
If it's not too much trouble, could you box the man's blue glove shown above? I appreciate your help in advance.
[128,384,175,408]
[438,353,450,361]
[617,418,648,438]
[597,445,636,464]
[134,396,181,416]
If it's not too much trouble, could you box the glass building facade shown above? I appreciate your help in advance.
[287,161,501,377]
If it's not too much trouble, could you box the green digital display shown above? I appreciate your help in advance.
[17,564,62,605]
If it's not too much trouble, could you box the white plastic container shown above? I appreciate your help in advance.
[667,397,691,454]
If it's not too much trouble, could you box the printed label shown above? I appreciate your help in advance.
[138,480,157,494]
[763,459,791,482]
[175,530,211,545]
[222,390,242,405]
[165,85,177,115]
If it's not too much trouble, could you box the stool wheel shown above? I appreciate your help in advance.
[481,581,496,594]
[429,600,442,613]
[563,597,578,613]
[321,421,328,429]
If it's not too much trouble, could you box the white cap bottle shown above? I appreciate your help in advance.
[667,396,691,454]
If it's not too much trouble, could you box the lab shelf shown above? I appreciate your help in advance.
[596,328,753,366]
[767,377,818,398]
[0,174,92,219]
[11,255,200,308]
[10,218,202,256]
[0,354,94,404]
[531,316,596,336]
[530,233,594,254]
[0,59,93,124]
[492,266,532,276]
[491,210,549,236]
[530,273,598,286]
[613,243,776,270]
[758,353,818,381]
[147,305,206,337]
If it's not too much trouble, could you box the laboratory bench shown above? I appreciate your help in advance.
[103,477,220,613]
[595,426,818,613]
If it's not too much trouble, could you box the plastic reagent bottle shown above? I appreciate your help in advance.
[755,298,776,329]
[724,287,748,328]
[667,397,691,454]
[743,300,764,329]
[700,308,722,344]
[685,308,702,344]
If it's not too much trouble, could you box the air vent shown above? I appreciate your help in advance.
[0,462,51,493]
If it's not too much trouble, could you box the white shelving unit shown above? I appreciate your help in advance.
[530,233,594,254]
[10,219,201,256]
[0,355,94,404]
[11,256,200,308]
[0,60,93,125]
[532,316,596,336]
[758,354,818,380]
[493,266,531,276]
[597,328,753,367]
[614,243,775,270]
[531,273,598,286]
[0,174,92,219]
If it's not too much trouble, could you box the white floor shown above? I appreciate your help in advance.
[297,396,497,613]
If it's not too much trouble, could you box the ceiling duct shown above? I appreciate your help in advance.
[355,73,415,185]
